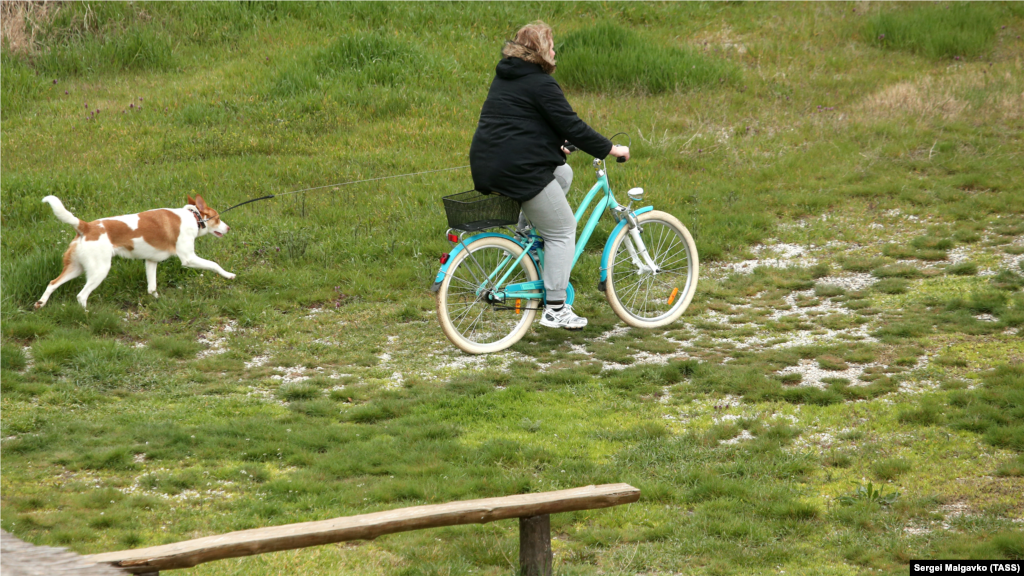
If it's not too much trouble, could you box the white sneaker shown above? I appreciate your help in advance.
[539,305,588,330]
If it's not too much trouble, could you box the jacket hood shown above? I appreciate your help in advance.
[500,41,556,74]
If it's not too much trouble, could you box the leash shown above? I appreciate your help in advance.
[214,164,471,218]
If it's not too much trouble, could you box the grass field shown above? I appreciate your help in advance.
[2,2,1023,575]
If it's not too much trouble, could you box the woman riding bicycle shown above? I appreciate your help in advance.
[469,20,630,330]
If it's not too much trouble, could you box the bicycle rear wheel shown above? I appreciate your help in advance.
[437,237,541,354]
[605,210,698,328]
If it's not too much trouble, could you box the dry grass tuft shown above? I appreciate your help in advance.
[860,75,970,120]
[690,25,749,55]
[859,70,1024,122]
[0,1,54,54]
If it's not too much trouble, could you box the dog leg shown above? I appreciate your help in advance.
[145,260,160,298]
[179,255,236,280]
[35,260,83,309]
[77,259,112,309]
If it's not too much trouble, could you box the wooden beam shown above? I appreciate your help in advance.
[518,515,552,576]
[86,484,639,574]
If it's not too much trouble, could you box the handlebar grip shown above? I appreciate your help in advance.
[564,143,578,152]
[616,156,627,163]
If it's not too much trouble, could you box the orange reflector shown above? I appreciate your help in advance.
[668,287,679,305]
[515,299,522,315]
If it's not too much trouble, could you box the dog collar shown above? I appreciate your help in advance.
[187,206,206,229]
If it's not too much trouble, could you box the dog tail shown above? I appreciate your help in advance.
[42,196,81,228]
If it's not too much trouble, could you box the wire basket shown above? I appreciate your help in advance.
[442,191,520,232]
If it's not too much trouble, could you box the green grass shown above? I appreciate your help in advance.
[865,3,998,60]
[2,2,1024,575]
[1,343,27,371]
[557,22,738,94]
[947,262,979,276]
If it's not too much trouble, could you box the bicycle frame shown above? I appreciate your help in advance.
[432,159,646,304]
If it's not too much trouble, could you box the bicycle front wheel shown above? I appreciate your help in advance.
[437,237,541,354]
[605,210,699,328]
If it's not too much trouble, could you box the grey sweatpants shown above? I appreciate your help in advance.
[519,164,575,302]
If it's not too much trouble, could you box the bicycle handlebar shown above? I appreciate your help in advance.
[563,142,627,162]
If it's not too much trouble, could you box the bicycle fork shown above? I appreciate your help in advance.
[620,211,660,275]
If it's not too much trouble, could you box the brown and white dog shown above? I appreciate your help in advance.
[35,195,235,309]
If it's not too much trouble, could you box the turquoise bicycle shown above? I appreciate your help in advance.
[432,155,698,354]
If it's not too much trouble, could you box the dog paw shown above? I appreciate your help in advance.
[223,272,236,280]
[150,291,160,299]
[34,300,44,309]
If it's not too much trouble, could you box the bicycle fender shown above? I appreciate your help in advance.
[431,232,530,292]
[598,206,654,290]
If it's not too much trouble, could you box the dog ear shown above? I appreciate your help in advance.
[187,195,196,206]
[195,195,208,211]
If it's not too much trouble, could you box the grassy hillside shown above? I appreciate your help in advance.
[2,2,1023,575]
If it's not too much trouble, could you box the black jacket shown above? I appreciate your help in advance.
[469,57,613,202]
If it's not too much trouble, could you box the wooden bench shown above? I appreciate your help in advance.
[86,483,640,576]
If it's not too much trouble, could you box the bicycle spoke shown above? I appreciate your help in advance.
[609,217,695,322]
[462,304,490,337]
[441,240,538,349]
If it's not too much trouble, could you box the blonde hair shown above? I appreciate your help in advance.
[503,20,556,74]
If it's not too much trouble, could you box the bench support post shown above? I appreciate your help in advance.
[518,514,552,576]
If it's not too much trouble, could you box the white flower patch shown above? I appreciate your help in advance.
[270,367,310,385]
[940,502,971,519]
[777,359,873,390]
[820,273,875,292]
[719,242,819,275]
[383,371,405,390]
[898,379,941,394]
[245,355,270,369]
[771,413,800,425]
[599,348,695,371]
[662,394,740,425]
[790,431,838,452]
[720,429,755,445]
[20,346,34,372]
[196,330,228,359]
[904,522,934,536]
[999,247,1024,271]
[594,325,632,342]
[118,468,236,502]
[245,388,286,405]
[947,246,974,265]
[195,319,237,356]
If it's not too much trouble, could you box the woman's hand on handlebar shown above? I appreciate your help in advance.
[609,145,630,163]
